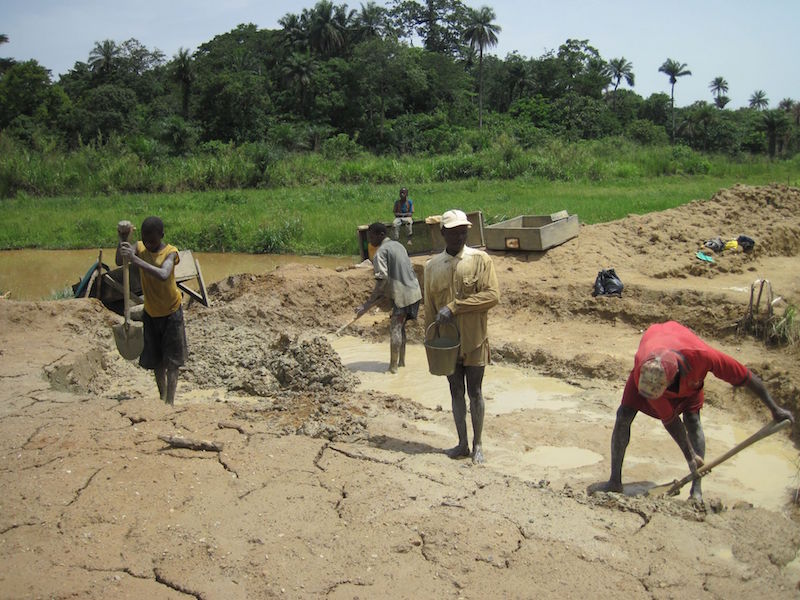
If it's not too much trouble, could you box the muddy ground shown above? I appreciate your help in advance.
[2,183,800,599]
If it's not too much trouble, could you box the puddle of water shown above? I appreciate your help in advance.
[0,249,356,300]
[332,335,800,511]
[330,335,580,415]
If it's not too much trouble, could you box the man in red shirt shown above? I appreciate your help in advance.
[590,321,793,501]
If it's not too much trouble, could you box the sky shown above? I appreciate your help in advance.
[2,0,798,110]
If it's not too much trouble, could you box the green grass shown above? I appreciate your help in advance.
[1,172,796,256]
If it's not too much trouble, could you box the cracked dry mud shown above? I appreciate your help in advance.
[2,184,800,598]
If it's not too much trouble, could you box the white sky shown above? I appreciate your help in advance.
[2,0,798,109]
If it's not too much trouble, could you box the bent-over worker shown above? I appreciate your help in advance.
[355,222,422,373]
[590,320,793,501]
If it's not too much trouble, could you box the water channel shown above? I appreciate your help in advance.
[0,248,358,300]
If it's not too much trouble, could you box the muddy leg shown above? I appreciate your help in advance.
[683,411,705,501]
[388,314,404,374]
[445,362,470,458]
[155,366,167,402]
[164,366,178,406]
[465,366,486,464]
[399,320,407,368]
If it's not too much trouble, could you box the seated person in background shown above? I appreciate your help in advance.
[392,187,414,245]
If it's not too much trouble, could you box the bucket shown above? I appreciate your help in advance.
[424,322,460,376]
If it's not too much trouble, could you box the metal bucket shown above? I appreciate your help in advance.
[424,322,460,376]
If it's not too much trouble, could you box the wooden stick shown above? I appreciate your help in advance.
[158,435,224,452]
[650,419,791,497]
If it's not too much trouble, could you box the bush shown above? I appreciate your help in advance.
[627,119,669,146]
[321,133,363,159]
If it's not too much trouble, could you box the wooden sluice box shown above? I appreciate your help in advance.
[484,210,579,251]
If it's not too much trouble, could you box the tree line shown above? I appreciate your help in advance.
[0,0,798,165]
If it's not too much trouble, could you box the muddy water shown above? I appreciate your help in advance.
[330,335,798,512]
[0,249,356,300]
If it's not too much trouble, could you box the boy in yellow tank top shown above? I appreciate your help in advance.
[116,216,187,405]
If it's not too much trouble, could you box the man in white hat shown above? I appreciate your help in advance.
[589,320,793,501]
[423,209,500,464]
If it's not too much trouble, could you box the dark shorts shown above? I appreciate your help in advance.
[392,300,420,320]
[140,307,187,370]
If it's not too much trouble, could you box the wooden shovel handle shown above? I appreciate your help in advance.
[665,418,791,496]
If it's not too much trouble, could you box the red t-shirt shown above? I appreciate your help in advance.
[621,321,750,423]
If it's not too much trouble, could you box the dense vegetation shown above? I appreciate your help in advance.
[1,0,799,202]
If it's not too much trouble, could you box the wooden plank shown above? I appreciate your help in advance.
[102,273,144,304]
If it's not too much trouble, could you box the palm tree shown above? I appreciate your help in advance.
[0,33,13,74]
[709,76,728,108]
[749,90,769,110]
[88,39,121,77]
[758,109,789,157]
[659,58,691,142]
[778,97,794,112]
[354,1,388,41]
[171,48,194,119]
[462,6,501,130]
[279,13,308,51]
[608,57,634,92]
[607,57,634,111]
[282,52,317,116]
[307,0,351,57]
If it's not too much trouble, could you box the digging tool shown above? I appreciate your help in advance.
[648,418,791,497]
[335,311,366,336]
[112,222,144,360]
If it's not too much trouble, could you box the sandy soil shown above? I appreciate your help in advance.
[2,183,800,598]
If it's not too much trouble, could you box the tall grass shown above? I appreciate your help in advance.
[3,133,798,199]
[1,134,797,255]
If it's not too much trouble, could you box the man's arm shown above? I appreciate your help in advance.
[663,417,703,473]
[119,245,177,282]
[744,373,794,423]
[451,255,500,315]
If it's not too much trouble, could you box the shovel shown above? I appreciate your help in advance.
[648,418,791,497]
[112,253,144,360]
[335,311,366,336]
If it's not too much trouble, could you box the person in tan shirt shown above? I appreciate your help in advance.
[424,210,500,464]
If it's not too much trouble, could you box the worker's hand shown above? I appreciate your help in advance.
[118,241,135,260]
[117,220,133,242]
[688,457,701,476]
[772,407,794,424]
[354,304,369,317]
[436,306,453,324]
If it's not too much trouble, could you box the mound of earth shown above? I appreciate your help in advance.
[1,184,800,598]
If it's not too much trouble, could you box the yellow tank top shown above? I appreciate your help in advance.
[136,241,182,317]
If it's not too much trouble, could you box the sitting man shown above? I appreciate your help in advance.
[392,187,414,245]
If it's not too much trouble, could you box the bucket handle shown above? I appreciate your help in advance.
[425,320,459,343]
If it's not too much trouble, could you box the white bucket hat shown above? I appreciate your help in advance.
[440,209,472,229]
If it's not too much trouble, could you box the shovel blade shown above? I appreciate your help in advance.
[113,321,144,360]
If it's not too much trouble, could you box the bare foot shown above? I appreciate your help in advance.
[471,445,485,464]
[689,483,703,503]
[445,445,470,459]
[587,480,623,495]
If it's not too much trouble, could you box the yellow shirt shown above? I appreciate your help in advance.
[136,241,182,317]
[423,246,500,355]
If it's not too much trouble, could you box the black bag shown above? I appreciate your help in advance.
[592,268,624,297]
